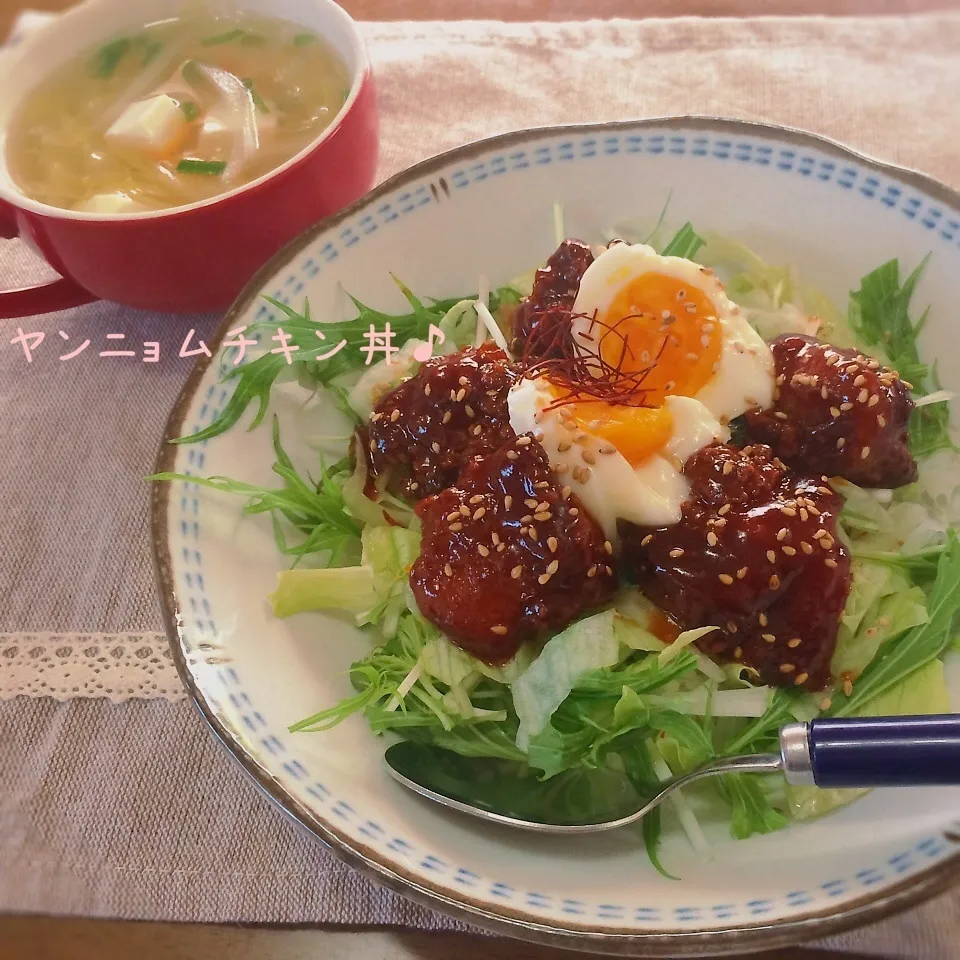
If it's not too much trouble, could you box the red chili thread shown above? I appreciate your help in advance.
[519,306,668,410]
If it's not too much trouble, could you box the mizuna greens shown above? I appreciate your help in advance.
[158,221,960,872]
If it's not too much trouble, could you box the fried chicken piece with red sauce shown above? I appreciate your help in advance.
[745,335,917,488]
[510,239,594,361]
[620,442,851,690]
[365,343,518,500]
[410,435,617,663]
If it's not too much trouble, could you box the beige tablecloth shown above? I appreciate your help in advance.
[4,10,960,958]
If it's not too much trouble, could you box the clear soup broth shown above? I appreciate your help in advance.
[6,11,350,213]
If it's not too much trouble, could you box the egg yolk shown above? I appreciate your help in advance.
[582,271,722,405]
[565,400,674,466]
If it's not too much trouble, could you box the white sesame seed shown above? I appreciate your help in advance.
[444,563,453,576]
[516,436,532,446]
[766,550,776,562]
[449,522,463,532]
[477,544,489,557]
[707,532,718,547]
[582,450,597,465]
[504,496,513,509]
[587,565,598,577]
[762,633,776,643]
[548,537,558,552]
[604,540,613,555]
[641,534,653,547]
[868,394,880,407]
[782,545,796,556]
[390,408,400,422]
[719,573,734,585]
[473,507,486,520]
[861,446,871,460]
[456,388,467,402]
[825,558,838,568]
[490,625,508,635]
[465,405,475,418]
[777,527,788,541]
[424,384,431,396]
[669,548,684,558]
[538,573,551,585]
[431,441,441,454]
[511,565,522,579]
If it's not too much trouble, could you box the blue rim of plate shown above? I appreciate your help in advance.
[151,116,960,956]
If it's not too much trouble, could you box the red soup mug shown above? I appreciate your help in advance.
[0,0,378,317]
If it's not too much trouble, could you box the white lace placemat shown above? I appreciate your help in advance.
[0,634,183,701]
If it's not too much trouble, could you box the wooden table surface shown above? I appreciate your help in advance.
[0,0,952,957]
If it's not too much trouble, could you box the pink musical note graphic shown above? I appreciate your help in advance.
[413,324,446,362]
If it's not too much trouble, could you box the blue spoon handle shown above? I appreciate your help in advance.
[804,715,960,788]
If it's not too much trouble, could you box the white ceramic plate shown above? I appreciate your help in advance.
[152,118,960,955]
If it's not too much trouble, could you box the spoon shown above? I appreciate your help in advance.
[385,714,960,834]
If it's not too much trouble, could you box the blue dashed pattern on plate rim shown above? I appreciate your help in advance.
[153,120,960,948]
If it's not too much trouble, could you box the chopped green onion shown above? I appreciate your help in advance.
[293,33,317,46]
[91,37,131,78]
[242,79,270,114]
[177,158,226,176]
[201,28,245,46]
[140,38,163,66]
[180,101,200,122]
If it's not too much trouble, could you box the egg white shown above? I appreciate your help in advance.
[507,380,727,540]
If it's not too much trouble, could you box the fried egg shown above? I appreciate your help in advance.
[507,242,775,540]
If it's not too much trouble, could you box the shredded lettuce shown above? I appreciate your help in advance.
[831,585,929,679]
[513,610,619,751]
[829,531,960,716]
[270,565,375,618]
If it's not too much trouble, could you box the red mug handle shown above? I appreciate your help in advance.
[0,198,99,319]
